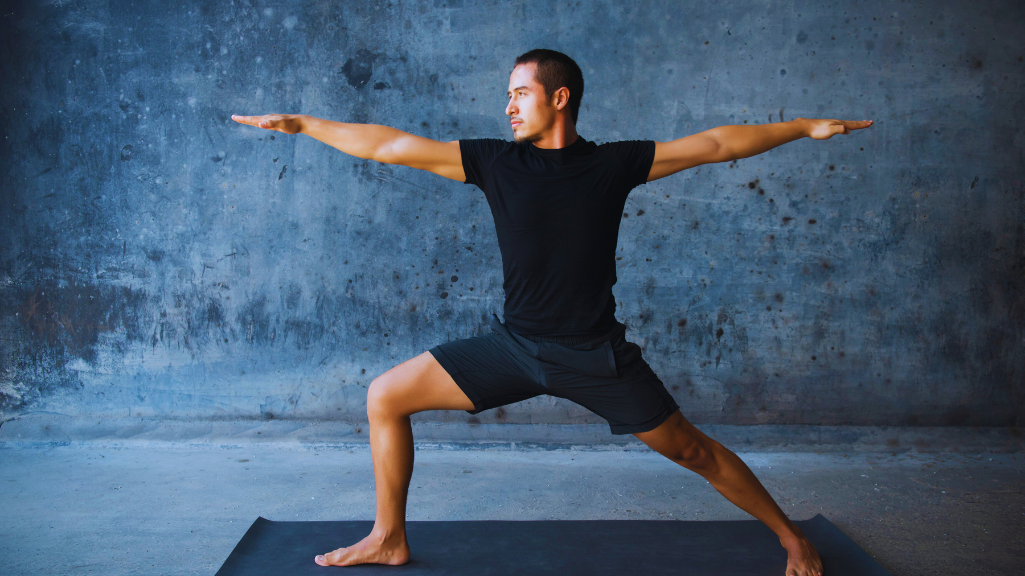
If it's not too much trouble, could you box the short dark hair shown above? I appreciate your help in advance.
[514,49,584,125]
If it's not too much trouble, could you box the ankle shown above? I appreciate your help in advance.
[370,525,407,544]
[778,525,806,547]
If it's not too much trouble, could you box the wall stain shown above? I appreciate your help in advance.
[340,48,378,89]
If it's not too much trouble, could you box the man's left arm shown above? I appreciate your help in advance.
[646,118,873,182]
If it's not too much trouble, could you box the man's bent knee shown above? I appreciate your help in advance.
[672,438,720,474]
[635,411,720,474]
[364,352,474,418]
[366,375,397,419]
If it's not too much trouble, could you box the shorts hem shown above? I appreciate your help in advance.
[608,403,681,435]
[428,347,487,414]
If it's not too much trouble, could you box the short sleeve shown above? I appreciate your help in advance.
[606,140,656,188]
[458,138,509,189]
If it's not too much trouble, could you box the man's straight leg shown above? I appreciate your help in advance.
[633,410,823,576]
[315,351,475,567]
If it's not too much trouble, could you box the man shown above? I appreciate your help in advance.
[233,48,871,576]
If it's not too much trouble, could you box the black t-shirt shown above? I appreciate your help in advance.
[459,135,656,336]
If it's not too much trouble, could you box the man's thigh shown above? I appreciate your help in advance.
[544,341,681,435]
[369,351,476,415]
[429,332,545,415]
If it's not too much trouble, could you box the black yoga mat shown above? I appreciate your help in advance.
[216,514,891,575]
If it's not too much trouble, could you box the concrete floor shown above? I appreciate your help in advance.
[1,442,1023,575]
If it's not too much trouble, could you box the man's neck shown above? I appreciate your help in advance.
[530,121,579,150]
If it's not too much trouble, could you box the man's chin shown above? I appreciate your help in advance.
[513,131,541,144]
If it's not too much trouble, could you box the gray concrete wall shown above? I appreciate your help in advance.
[1,0,1023,427]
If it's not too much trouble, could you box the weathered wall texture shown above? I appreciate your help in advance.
[1,0,1023,427]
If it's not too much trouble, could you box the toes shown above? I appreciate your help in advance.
[317,548,346,566]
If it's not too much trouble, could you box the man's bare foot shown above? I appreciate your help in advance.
[780,533,823,576]
[314,530,411,567]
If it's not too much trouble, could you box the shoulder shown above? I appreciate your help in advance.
[457,138,516,187]
[596,139,656,153]
[459,138,514,155]
[596,140,656,185]
[595,140,656,167]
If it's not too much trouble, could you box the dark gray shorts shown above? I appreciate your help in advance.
[429,315,680,435]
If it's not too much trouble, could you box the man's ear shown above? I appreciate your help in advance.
[553,87,570,111]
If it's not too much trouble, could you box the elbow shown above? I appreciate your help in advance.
[371,141,394,164]
[706,130,733,163]
[715,143,734,163]
[374,134,412,165]
[711,139,734,164]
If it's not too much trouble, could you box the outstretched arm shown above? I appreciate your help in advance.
[646,118,873,182]
[231,114,465,182]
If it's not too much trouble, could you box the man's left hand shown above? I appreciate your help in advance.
[802,118,873,140]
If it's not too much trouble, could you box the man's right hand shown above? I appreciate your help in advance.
[231,114,305,135]
[229,113,465,182]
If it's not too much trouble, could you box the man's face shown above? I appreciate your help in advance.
[506,63,555,144]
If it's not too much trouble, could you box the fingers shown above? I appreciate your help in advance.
[230,114,260,125]
[809,118,871,140]
[231,114,276,129]
[827,119,872,138]
[231,113,302,134]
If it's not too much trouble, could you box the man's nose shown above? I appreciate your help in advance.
[506,100,516,116]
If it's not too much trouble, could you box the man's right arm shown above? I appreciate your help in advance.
[231,114,465,182]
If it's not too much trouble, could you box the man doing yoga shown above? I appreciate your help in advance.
[233,48,872,576]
